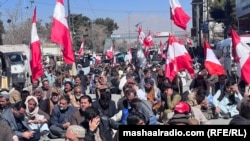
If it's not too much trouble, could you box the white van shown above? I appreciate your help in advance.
[215,36,250,75]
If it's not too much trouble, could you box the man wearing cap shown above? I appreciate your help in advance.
[65,125,86,141]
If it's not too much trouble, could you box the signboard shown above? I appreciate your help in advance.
[153,32,170,37]
[236,0,250,18]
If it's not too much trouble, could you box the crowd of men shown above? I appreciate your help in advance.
[0,53,250,141]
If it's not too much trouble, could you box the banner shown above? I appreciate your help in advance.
[119,125,249,140]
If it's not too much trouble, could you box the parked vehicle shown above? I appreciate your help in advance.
[0,44,31,88]
[215,36,250,75]
[0,52,12,90]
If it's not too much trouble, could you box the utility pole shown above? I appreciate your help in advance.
[206,0,209,43]
[128,11,131,46]
[196,4,200,47]
[67,0,71,29]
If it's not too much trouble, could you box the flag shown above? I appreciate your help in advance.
[231,27,250,84]
[143,30,154,47]
[174,36,194,78]
[169,0,190,30]
[96,55,101,64]
[185,36,193,47]
[204,40,225,75]
[30,7,44,81]
[127,47,132,63]
[51,0,75,64]
[77,39,84,59]
[165,35,177,82]
[137,46,147,69]
[106,46,113,60]
[158,41,163,58]
[138,26,145,45]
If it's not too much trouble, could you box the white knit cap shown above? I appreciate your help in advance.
[67,125,86,138]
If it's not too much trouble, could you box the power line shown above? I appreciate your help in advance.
[34,1,192,15]
[87,0,97,19]
[0,0,9,7]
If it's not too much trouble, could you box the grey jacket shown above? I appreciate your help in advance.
[1,107,31,138]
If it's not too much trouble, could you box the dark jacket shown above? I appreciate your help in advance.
[229,115,250,125]
[92,100,117,118]
[83,115,119,141]
[50,105,77,128]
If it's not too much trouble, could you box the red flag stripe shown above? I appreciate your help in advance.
[169,0,190,30]
[51,0,75,64]
[30,7,44,81]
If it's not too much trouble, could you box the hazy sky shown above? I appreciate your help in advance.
[0,0,193,34]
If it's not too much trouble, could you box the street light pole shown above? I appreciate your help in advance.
[128,11,131,46]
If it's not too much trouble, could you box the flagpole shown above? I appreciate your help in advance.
[173,37,180,94]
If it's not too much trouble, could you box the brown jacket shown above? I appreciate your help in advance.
[0,120,16,141]
[70,110,85,125]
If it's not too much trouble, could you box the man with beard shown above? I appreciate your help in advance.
[71,95,92,125]
[62,81,74,96]
[48,87,61,115]
[144,78,161,113]
[92,91,117,118]
[49,96,77,139]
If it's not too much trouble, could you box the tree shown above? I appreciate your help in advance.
[95,17,119,36]
[209,0,236,38]
[69,14,119,52]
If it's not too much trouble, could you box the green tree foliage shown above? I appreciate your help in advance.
[68,14,119,52]
[3,9,119,52]
[94,17,119,36]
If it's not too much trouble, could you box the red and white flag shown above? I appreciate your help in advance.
[96,55,101,64]
[30,7,44,81]
[138,26,145,45]
[128,47,132,63]
[51,0,75,64]
[174,36,194,78]
[77,39,84,59]
[185,36,193,47]
[106,46,113,60]
[204,40,225,75]
[143,30,154,47]
[231,27,250,84]
[165,35,177,82]
[158,41,164,58]
[169,0,190,30]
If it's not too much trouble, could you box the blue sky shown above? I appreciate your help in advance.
[0,0,193,34]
